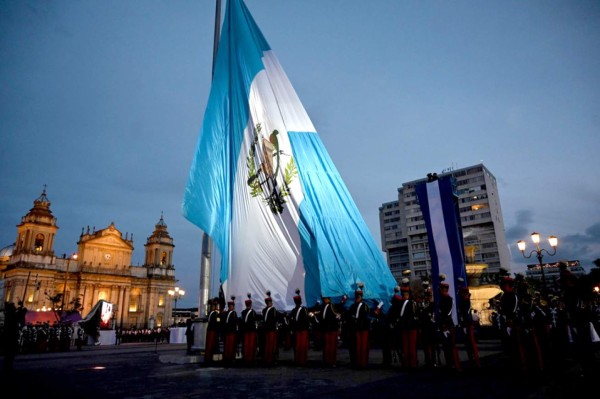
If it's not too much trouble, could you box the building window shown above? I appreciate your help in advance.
[129,296,139,312]
[158,295,165,307]
[160,251,167,265]
[34,233,44,252]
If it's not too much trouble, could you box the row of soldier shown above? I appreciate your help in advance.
[8,320,173,353]
[17,321,83,353]
[202,276,481,371]
[495,267,600,376]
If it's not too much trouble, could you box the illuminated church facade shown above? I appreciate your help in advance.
[0,188,178,329]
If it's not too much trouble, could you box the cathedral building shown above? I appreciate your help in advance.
[0,188,178,329]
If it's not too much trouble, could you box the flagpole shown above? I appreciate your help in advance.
[212,0,222,77]
[198,0,222,319]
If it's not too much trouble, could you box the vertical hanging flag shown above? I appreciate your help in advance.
[415,175,467,324]
[182,0,396,311]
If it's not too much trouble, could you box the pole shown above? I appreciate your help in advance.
[61,257,71,311]
[198,0,222,320]
[22,271,31,303]
[174,296,178,326]
[199,233,211,318]
[537,253,547,293]
[212,0,222,77]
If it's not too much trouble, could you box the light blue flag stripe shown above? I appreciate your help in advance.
[182,0,268,282]
[290,131,397,308]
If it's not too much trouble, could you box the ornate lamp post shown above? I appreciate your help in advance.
[61,253,78,311]
[517,232,558,293]
[168,287,185,326]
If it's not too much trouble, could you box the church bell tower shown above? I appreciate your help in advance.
[13,186,58,258]
[144,212,175,269]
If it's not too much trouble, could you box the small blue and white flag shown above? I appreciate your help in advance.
[182,0,396,311]
[415,175,467,324]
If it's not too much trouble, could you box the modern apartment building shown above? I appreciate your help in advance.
[379,163,510,281]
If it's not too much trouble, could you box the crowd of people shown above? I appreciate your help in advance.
[0,308,174,362]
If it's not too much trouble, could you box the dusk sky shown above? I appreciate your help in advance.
[1,0,599,308]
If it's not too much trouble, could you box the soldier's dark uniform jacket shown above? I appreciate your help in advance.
[290,305,310,332]
[224,308,238,333]
[241,307,258,332]
[207,308,221,331]
[348,300,370,331]
[262,305,278,331]
[438,294,455,330]
[318,302,340,332]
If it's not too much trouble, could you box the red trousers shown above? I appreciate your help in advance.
[354,330,369,368]
[322,330,338,366]
[442,328,462,371]
[294,330,309,366]
[263,330,278,365]
[401,328,419,369]
[242,331,257,364]
[204,330,219,363]
[223,332,236,363]
[463,325,480,368]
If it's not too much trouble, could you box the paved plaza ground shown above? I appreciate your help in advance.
[1,339,598,398]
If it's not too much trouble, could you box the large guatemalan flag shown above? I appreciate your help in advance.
[415,175,467,324]
[182,0,396,311]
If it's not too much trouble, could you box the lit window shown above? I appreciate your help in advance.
[34,233,44,252]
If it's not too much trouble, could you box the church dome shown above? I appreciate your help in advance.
[0,243,15,258]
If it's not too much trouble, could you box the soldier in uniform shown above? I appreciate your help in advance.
[2,302,19,370]
[204,298,221,365]
[75,322,85,351]
[519,292,544,372]
[347,283,371,369]
[419,285,439,368]
[317,295,342,367]
[261,290,278,366]
[547,295,570,369]
[240,293,258,365]
[438,278,462,372]
[457,285,480,368]
[499,276,527,372]
[399,285,419,369]
[289,289,310,366]
[223,296,238,366]
[382,286,402,367]
[16,300,28,329]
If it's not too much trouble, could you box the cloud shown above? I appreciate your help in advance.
[507,214,600,271]
[505,209,534,242]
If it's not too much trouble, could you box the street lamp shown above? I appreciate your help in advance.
[61,253,78,311]
[168,286,185,326]
[517,232,558,294]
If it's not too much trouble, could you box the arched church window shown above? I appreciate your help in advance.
[160,251,167,265]
[34,233,44,252]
